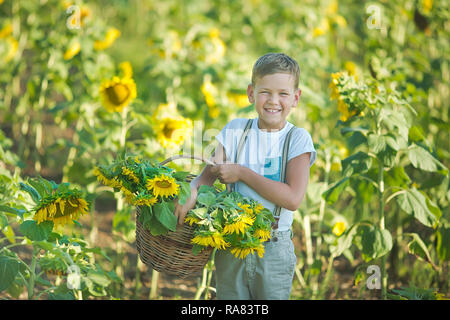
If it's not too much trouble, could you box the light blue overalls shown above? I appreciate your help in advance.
[215,119,297,300]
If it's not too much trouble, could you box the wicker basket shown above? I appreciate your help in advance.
[135,155,216,278]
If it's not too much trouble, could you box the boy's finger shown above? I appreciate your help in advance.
[178,211,186,225]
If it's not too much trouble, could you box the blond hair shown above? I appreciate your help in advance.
[251,53,300,89]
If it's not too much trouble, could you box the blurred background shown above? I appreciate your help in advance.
[0,0,448,300]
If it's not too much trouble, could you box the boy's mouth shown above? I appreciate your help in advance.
[263,108,282,115]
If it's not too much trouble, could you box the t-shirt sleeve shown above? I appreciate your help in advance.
[215,118,249,162]
[288,128,317,167]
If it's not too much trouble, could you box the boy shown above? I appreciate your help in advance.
[175,53,317,299]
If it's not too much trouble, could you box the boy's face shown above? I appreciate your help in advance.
[247,73,301,131]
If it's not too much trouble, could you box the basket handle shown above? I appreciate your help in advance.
[159,155,232,192]
[159,155,216,166]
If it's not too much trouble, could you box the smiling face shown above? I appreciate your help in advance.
[247,73,301,131]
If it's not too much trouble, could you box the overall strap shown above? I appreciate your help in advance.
[228,119,253,192]
[272,126,297,235]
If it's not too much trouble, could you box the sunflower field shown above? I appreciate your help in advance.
[0,0,449,301]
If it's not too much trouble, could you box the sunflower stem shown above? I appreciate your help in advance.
[62,117,83,183]
[378,158,388,300]
[134,256,144,299]
[149,269,159,299]
[27,245,38,300]
[194,266,208,300]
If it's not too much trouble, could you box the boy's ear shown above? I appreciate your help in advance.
[293,88,301,107]
[247,84,255,104]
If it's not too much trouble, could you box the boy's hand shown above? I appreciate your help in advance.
[174,186,198,225]
[210,164,242,184]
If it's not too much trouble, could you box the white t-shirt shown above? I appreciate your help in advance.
[215,118,317,231]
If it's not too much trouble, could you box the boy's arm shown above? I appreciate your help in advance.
[173,143,226,224]
[213,152,311,211]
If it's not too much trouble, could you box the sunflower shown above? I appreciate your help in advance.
[34,196,89,228]
[230,243,265,259]
[192,232,230,250]
[0,36,18,63]
[64,41,80,60]
[99,76,137,112]
[332,221,346,237]
[118,61,133,79]
[201,77,218,107]
[146,174,179,199]
[122,166,140,184]
[185,215,201,226]
[94,167,120,188]
[227,92,249,108]
[94,27,121,50]
[223,214,255,235]
[237,202,253,215]
[337,98,357,122]
[132,195,157,207]
[0,23,12,38]
[254,228,271,242]
[205,28,225,64]
[329,72,344,100]
[155,117,192,149]
[253,203,264,214]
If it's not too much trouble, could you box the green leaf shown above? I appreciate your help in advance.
[330,223,358,257]
[384,133,403,151]
[197,191,216,207]
[148,215,170,236]
[19,182,41,203]
[436,224,450,262]
[19,220,53,241]
[384,167,411,189]
[367,133,386,154]
[322,177,350,204]
[198,185,217,194]
[0,205,26,219]
[341,151,372,177]
[408,145,448,174]
[408,125,426,143]
[87,270,111,287]
[177,181,191,206]
[28,178,50,199]
[397,188,440,228]
[357,225,393,261]
[344,131,367,149]
[190,207,208,219]
[377,144,397,168]
[380,108,410,141]
[153,201,177,232]
[172,171,191,181]
[0,256,20,292]
[391,286,437,300]
[48,291,75,300]
[192,244,206,255]
[405,233,438,270]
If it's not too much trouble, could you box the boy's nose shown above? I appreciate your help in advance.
[268,94,280,105]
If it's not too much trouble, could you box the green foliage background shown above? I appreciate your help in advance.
[0,0,448,299]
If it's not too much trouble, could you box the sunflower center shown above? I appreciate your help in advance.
[105,84,130,105]
[162,123,177,139]
[155,180,172,188]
